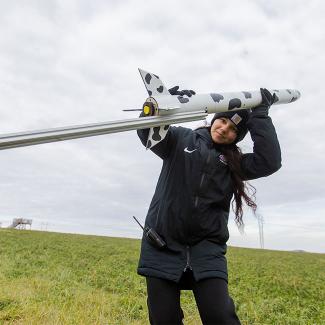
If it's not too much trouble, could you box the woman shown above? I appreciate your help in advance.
[137,87,281,324]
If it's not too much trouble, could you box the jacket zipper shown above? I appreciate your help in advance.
[184,245,192,271]
[194,151,211,208]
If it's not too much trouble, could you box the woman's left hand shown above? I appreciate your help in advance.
[168,86,196,97]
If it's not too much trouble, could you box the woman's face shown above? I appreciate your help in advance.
[210,117,238,145]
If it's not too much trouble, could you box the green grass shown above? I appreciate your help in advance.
[0,229,324,325]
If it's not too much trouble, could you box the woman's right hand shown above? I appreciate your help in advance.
[250,88,277,117]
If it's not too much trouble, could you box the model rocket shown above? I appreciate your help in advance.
[0,69,300,150]
[137,69,300,148]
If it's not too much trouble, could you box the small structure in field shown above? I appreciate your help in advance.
[9,218,32,230]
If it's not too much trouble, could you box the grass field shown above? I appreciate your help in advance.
[0,229,324,325]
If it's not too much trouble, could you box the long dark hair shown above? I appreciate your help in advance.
[219,144,257,227]
[197,125,257,227]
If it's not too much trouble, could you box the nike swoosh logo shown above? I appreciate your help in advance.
[184,147,197,153]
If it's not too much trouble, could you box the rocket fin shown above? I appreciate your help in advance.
[138,68,170,148]
[138,68,170,97]
[145,103,170,149]
[146,125,170,149]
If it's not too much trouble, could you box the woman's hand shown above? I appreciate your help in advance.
[260,88,277,107]
[168,86,196,97]
[139,86,196,117]
[250,88,277,117]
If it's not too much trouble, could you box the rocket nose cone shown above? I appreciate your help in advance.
[292,89,301,102]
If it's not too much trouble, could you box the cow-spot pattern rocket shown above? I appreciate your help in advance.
[138,69,300,149]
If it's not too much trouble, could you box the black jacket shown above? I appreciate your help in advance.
[137,114,281,282]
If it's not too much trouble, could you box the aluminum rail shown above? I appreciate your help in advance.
[0,111,207,150]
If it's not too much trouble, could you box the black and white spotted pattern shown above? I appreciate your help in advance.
[146,125,170,149]
[210,93,224,103]
[139,68,301,149]
[139,69,169,97]
[228,98,242,110]
[242,91,252,99]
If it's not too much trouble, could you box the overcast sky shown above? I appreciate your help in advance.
[0,0,324,253]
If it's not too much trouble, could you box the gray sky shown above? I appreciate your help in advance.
[0,0,324,253]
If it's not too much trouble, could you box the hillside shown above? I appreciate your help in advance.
[0,229,324,324]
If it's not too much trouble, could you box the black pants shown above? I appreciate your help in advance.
[146,271,241,325]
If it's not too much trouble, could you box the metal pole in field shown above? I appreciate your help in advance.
[257,213,265,249]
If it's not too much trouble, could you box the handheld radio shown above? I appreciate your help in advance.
[133,216,166,249]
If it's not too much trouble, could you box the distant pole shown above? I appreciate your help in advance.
[256,213,264,249]
[41,222,49,231]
